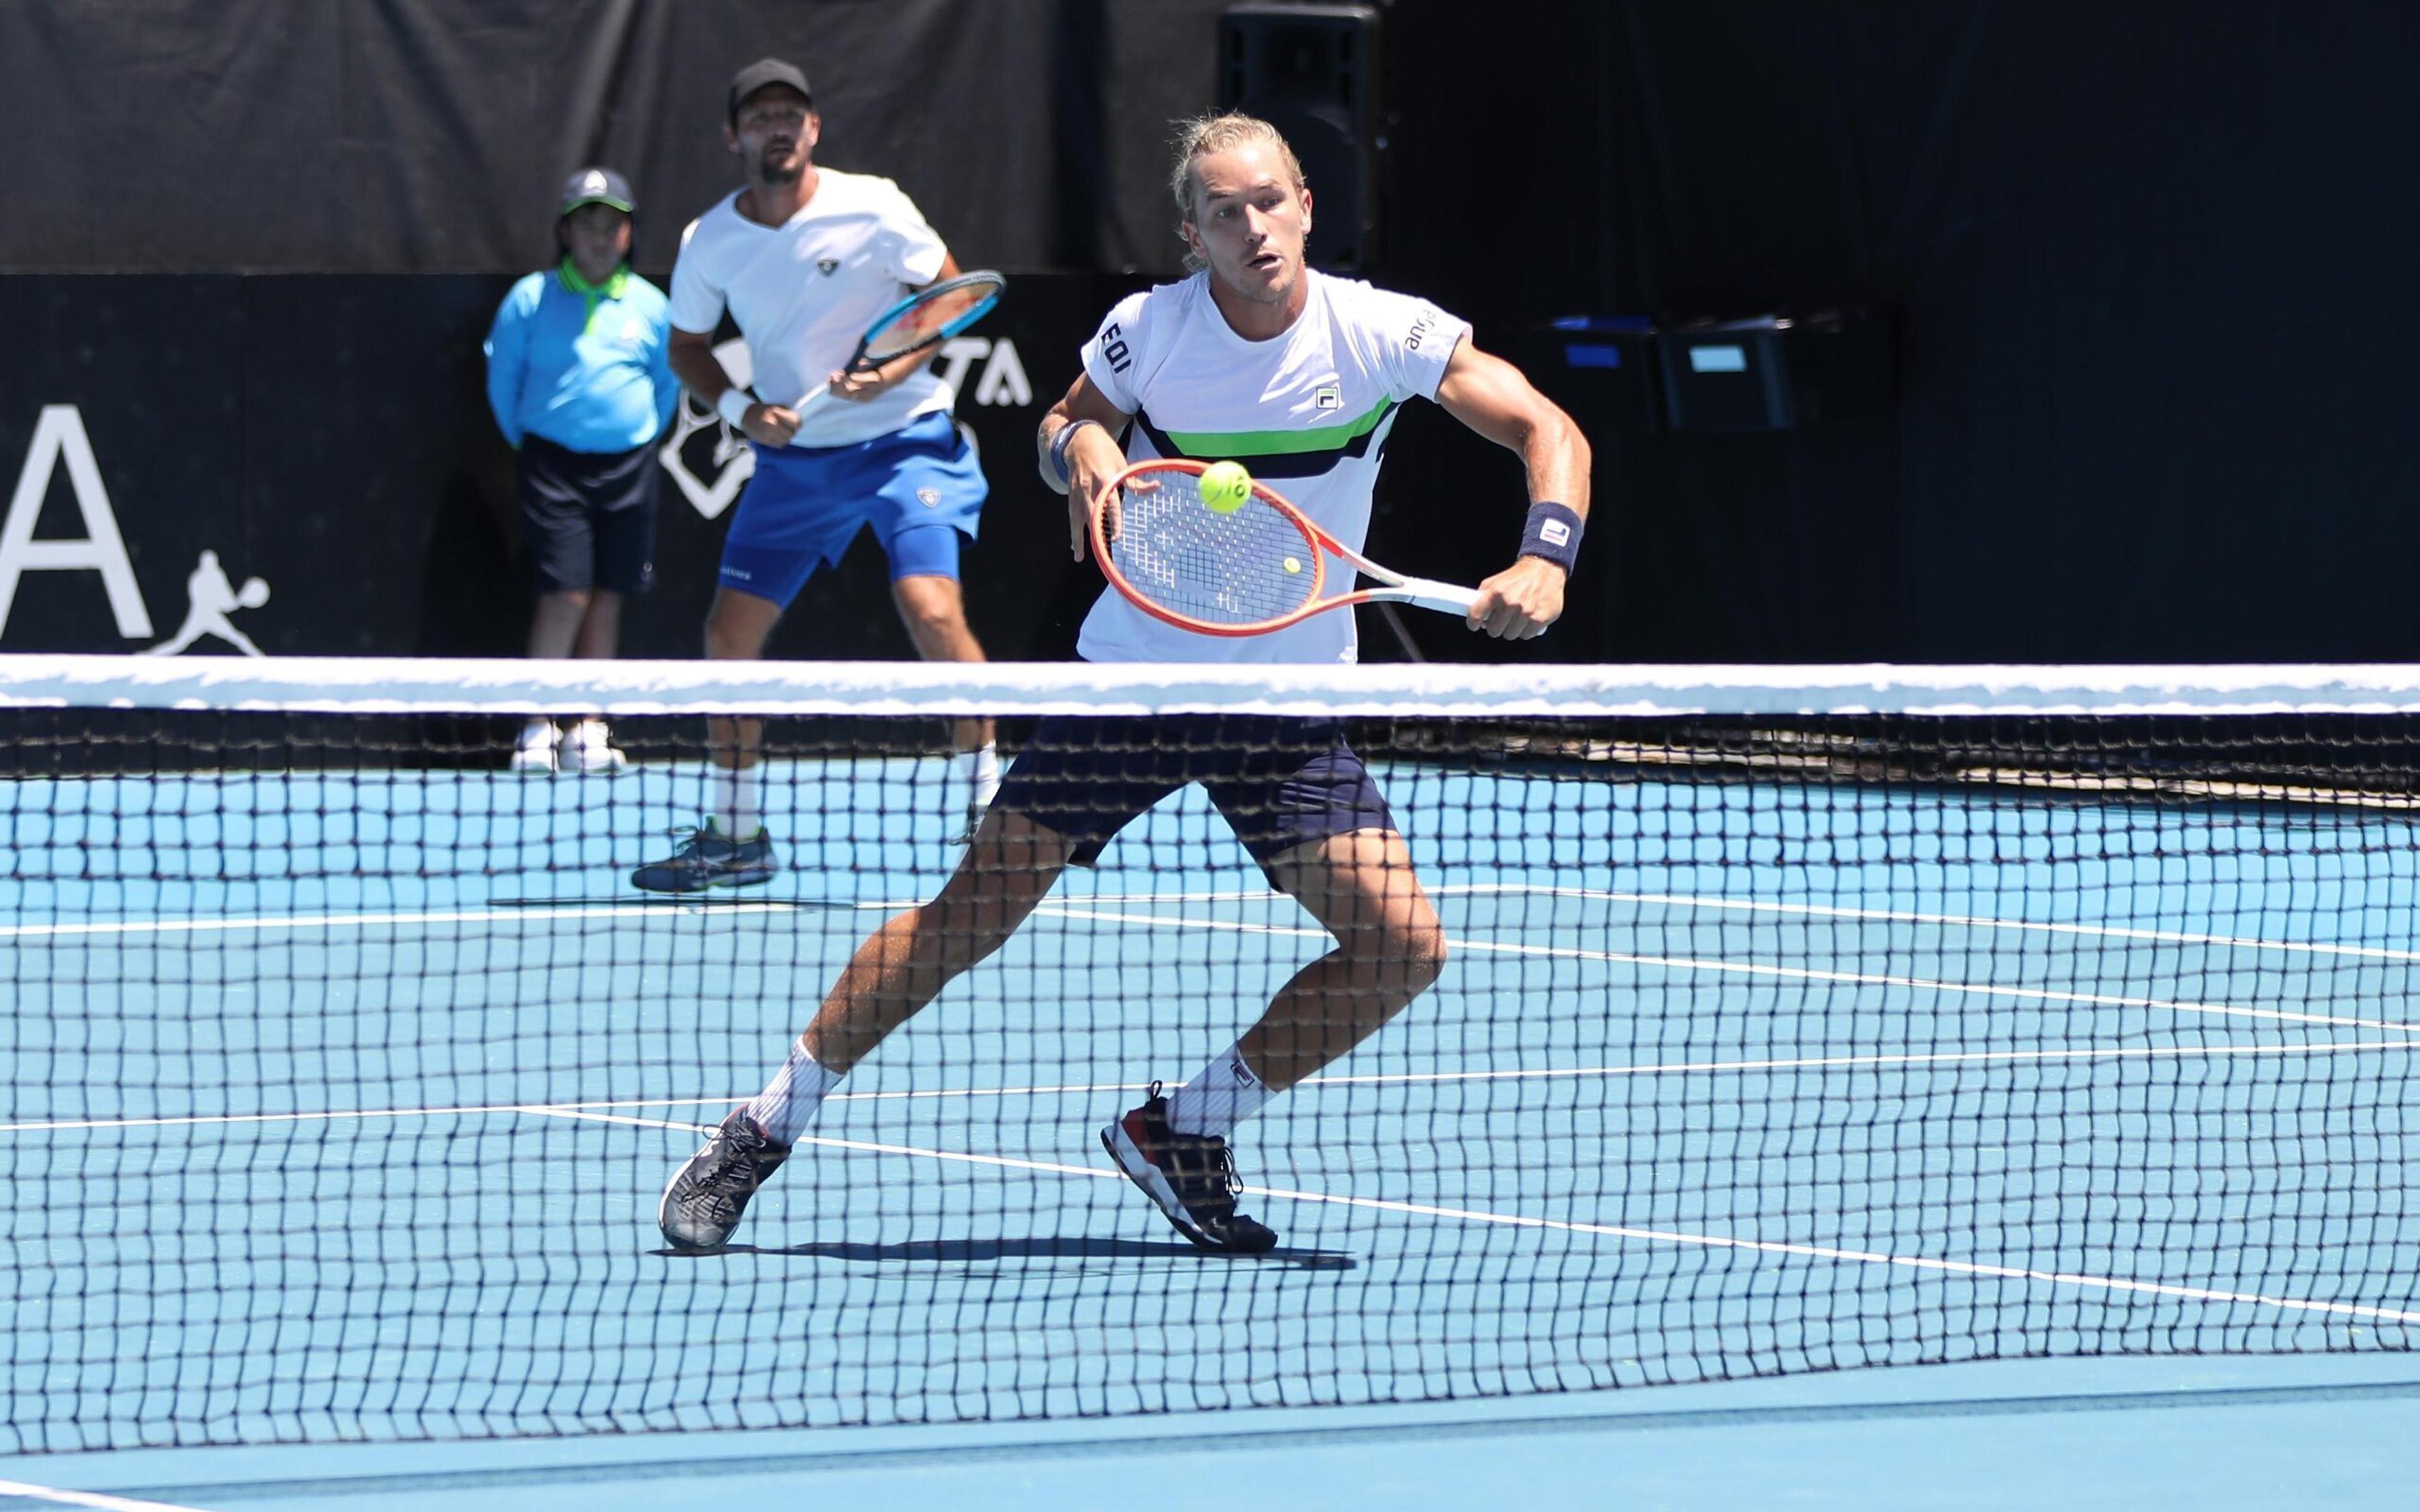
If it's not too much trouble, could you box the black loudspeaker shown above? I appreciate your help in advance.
[1216,3,1385,270]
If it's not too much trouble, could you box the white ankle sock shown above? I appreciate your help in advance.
[1165,1040,1274,1140]
[746,1037,843,1146]
[712,765,763,838]
[947,743,1001,811]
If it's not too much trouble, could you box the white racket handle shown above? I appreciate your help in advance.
[1371,577,1482,617]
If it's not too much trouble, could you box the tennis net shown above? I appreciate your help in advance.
[3,655,2416,1452]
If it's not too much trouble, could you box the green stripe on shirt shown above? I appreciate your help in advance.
[1161,396,1396,459]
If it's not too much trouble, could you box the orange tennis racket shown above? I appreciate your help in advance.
[1090,458,1480,638]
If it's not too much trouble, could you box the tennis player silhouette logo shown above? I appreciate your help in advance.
[142,549,270,656]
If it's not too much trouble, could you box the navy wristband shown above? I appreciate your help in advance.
[1047,418,1101,487]
[1519,501,1584,573]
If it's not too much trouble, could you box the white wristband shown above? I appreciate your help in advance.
[716,389,754,428]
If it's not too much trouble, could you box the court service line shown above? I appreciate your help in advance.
[1299,1038,2420,1087]
[0,1479,217,1512]
[535,1106,1129,1184]
[1431,883,2420,966]
[1039,883,2420,967]
[9,1036,2414,1137]
[1035,904,2420,1034]
[11,1103,2411,1332]
[591,1108,2420,1330]
[1253,1186,2420,1329]
[0,902,812,941]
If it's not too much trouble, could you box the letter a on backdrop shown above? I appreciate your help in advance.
[0,404,154,639]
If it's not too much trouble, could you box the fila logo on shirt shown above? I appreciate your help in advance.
[816,258,839,276]
[1313,384,1342,411]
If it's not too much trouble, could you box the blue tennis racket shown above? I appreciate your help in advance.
[792,269,1005,416]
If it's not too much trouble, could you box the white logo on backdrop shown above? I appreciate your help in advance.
[936,336,1032,408]
[143,549,270,657]
[657,338,1032,522]
[657,338,758,520]
[0,404,153,639]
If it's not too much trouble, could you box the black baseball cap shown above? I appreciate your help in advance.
[558,166,635,217]
[728,57,812,122]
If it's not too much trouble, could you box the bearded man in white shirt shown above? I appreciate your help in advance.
[637,58,999,892]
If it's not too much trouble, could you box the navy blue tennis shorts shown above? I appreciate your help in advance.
[517,435,657,595]
[992,714,1397,868]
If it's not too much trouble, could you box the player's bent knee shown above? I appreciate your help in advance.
[892,582,967,638]
[703,619,764,660]
[1403,922,1449,993]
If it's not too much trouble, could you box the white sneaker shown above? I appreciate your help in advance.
[510,719,559,774]
[564,718,627,773]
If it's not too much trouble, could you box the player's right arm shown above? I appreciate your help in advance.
[1039,373,1133,563]
[482,279,534,448]
[1042,290,1153,561]
[667,214,798,446]
[668,328,798,447]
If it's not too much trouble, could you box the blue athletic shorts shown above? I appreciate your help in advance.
[718,411,987,608]
[991,715,1398,868]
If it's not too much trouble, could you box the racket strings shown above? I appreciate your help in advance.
[863,284,1000,363]
[1111,473,1321,626]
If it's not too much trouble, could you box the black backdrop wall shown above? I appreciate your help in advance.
[3,1,2415,662]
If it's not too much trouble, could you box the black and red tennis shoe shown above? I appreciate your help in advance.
[1100,1085,1279,1254]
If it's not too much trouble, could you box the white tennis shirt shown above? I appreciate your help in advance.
[670,168,955,448]
[1077,268,1469,665]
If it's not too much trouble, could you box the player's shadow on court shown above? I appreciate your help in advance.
[681,1235,1356,1269]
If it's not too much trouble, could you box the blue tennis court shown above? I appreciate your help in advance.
[6,718,2418,1506]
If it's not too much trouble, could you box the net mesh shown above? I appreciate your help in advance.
[3,657,2416,1453]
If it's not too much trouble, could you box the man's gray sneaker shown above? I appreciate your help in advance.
[631,820,778,893]
[659,1108,790,1251]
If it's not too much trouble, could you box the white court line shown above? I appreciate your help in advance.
[0,1480,216,1512]
[10,1083,2413,1333]
[0,1087,1143,1135]
[1035,903,2420,1034]
[0,903,809,941]
[14,880,2410,969]
[1252,1186,2420,1327]
[541,1108,2420,1329]
[1431,883,2420,966]
[538,1105,1122,1182]
[1020,882,2420,966]
[11,1036,2417,1137]
[1303,1038,2420,1086]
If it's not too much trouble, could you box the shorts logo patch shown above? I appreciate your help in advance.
[916,487,942,508]
[817,258,840,276]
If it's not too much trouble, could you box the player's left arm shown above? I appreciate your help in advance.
[827,251,968,401]
[1433,335,1594,639]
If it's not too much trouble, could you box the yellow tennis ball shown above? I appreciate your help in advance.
[1282,556,1303,575]
[1199,460,1253,514]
